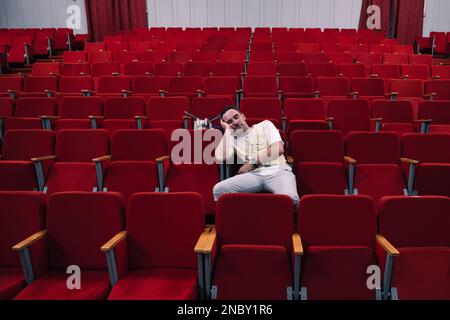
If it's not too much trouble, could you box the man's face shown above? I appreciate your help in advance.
[222,109,247,130]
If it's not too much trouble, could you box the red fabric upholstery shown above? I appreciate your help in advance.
[243,76,278,97]
[240,98,281,124]
[327,99,371,135]
[61,63,90,76]
[424,80,450,100]
[0,268,25,300]
[372,100,414,124]
[296,162,347,195]
[346,132,400,164]
[111,129,167,161]
[45,163,98,196]
[316,77,350,97]
[59,76,93,93]
[166,76,203,98]
[55,129,109,162]
[351,78,385,100]
[290,130,344,163]
[419,101,450,124]
[22,77,58,93]
[15,97,58,117]
[123,62,153,76]
[278,62,307,77]
[59,96,103,119]
[104,96,146,119]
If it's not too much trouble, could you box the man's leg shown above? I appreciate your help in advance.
[263,165,300,205]
[213,172,264,202]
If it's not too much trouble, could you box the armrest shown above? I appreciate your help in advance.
[101,231,127,252]
[144,72,153,77]
[49,73,60,78]
[424,93,436,100]
[12,230,47,251]
[286,155,294,165]
[432,76,441,80]
[134,115,148,120]
[93,155,111,163]
[39,115,60,120]
[369,74,379,78]
[313,91,320,98]
[415,119,432,123]
[81,89,95,96]
[194,228,211,254]
[281,116,287,120]
[292,233,303,256]
[344,156,357,165]
[111,72,120,76]
[400,158,419,165]
[88,115,104,120]
[202,227,217,254]
[326,117,334,121]
[156,155,170,163]
[400,75,409,80]
[376,234,399,257]
[386,92,398,97]
[350,91,359,98]
[121,90,132,96]
[31,155,55,162]
[44,89,56,97]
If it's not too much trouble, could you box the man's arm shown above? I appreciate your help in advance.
[215,121,235,163]
[256,141,284,165]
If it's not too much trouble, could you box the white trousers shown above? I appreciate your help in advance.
[213,165,300,205]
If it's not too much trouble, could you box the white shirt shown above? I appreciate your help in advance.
[215,120,286,167]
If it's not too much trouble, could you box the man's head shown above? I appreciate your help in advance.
[220,106,249,131]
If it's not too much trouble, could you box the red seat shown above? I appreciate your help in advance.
[213,62,244,77]
[351,78,385,101]
[88,51,113,63]
[31,63,61,77]
[418,100,450,133]
[122,62,153,76]
[239,97,281,128]
[91,62,121,78]
[243,76,278,97]
[400,64,430,80]
[337,64,367,79]
[96,76,131,98]
[298,195,378,300]
[372,99,416,136]
[327,99,371,135]
[377,196,450,300]
[62,51,86,63]
[61,63,90,76]
[246,62,277,76]
[56,96,103,131]
[146,97,188,138]
[328,53,353,64]
[190,97,234,126]
[22,76,58,97]
[0,76,22,98]
[14,192,124,300]
[431,65,450,80]
[183,62,213,77]
[424,80,450,100]
[153,62,183,77]
[383,53,408,64]
[201,76,240,105]
[0,191,46,299]
[307,63,337,79]
[277,62,307,77]
[102,96,146,132]
[408,54,433,66]
[278,76,314,101]
[283,98,327,135]
[107,192,205,300]
[315,77,350,99]
[300,52,328,64]
[131,76,166,99]
[164,76,203,99]
[112,51,139,64]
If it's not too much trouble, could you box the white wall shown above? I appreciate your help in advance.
[423,0,450,36]
[147,0,363,30]
[0,0,88,34]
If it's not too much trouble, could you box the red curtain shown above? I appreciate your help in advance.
[359,0,424,45]
[85,0,148,41]
[395,0,425,45]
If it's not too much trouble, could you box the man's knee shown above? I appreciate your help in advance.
[213,181,227,201]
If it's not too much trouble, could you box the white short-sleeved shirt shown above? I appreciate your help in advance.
[232,120,286,167]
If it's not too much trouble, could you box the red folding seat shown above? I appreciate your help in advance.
[7,43,33,65]
[31,63,61,77]
[328,53,353,64]
[341,29,357,37]
[61,62,90,76]
[275,52,301,63]
[84,42,105,52]
[223,43,249,52]
[146,96,188,137]
[239,97,282,128]
[431,32,447,55]
[277,62,307,77]
[0,130,55,191]
[122,61,152,76]
[251,43,273,52]
[163,76,203,100]
[106,192,206,300]
[371,64,401,91]
[246,62,277,76]
[96,129,166,200]
[379,39,399,46]
[219,51,246,63]
[102,96,146,132]
[183,62,213,77]
[168,51,193,63]
[391,45,414,54]
[63,51,87,63]
[249,51,274,62]
[57,76,93,100]
[213,62,244,77]
[95,76,131,100]
[21,76,58,97]
[401,133,450,196]
[106,42,128,53]
[13,192,124,300]
[153,62,183,77]
[290,130,347,195]
[282,98,327,135]
[88,51,113,63]
[339,37,359,45]
[327,99,371,135]
[0,97,14,128]
[307,63,337,79]
[128,42,152,53]
[5,97,58,132]
[298,195,379,300]
[0,191,46,299]
[91,62,121,78]
[431,65,450,80]
[300,52,328,64]
[35,129,110,196]
[408,54,433,66]
[274,43,297,53]
[56,96,103,131]
[0,76,22,98]
[190,97,233,127]
[112,51,139,64]
[320,44,345,54]
[315,77,350,100]
[141,50,168,63]
[389,79,425,118]
[337,64,367,79]
[131,76,167,99]
[345,44,369,57]
[177,42,202,51]
[345,132,406,204]
[400,64,430,80]
[368,44,391,54]
[242,76,278,98]
[424,80,450,100]
[377,196,450,300]
[418,100,450,133]
[203,194,298,300]
[200,77,240,105]
[191,51,220,64]
[372,100,416,136]
[383,53,408,64]
[355,53,383,66]
[278,76,314,101]
[298,43,321,53]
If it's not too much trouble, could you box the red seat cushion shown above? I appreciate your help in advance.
[108,268,197,300]
[14,271,110,300]
[0,267,25,300]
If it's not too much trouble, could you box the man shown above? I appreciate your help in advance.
[213,106,299,205]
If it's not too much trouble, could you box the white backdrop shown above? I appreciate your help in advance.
[423,0,450,36]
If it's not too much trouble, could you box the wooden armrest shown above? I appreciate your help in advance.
[111,72,120,76]
[400,158,419,165]
[369,74,379,78]
[159,89,168,94]
[344,156,357,165]
[93,155,111,163]
[286,155,294,164]
[31,155,56,162]
[12,230,47,251]
[121,90,132,95]
[144,72,153,77]
[424,93,436,98]
[196,89,205,94]
[202,227,217,254]
[194,228,211,254]
[432,76,441,80]
[400,75,409,79]
[326,117,334,121]
[101,231,127,252]
[376,234,399,256]
[371,117,383,121]
[81,89,95,94]
[39,115,59,120]
[156,155,170,162]
[49,73,60,78]
[281,116,287,120]
[134,115,148,120]
[292,233,303,256]
[415,119,432,123]
[88,115,104,119]
[386,92,398,96]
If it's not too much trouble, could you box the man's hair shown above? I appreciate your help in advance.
[220,105,240,120]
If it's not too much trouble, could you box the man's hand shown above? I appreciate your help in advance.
[238,162,254,174]
[220,119,231,130]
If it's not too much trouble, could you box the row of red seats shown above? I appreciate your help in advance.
[417,31,450,55]
[1,191,449,299]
